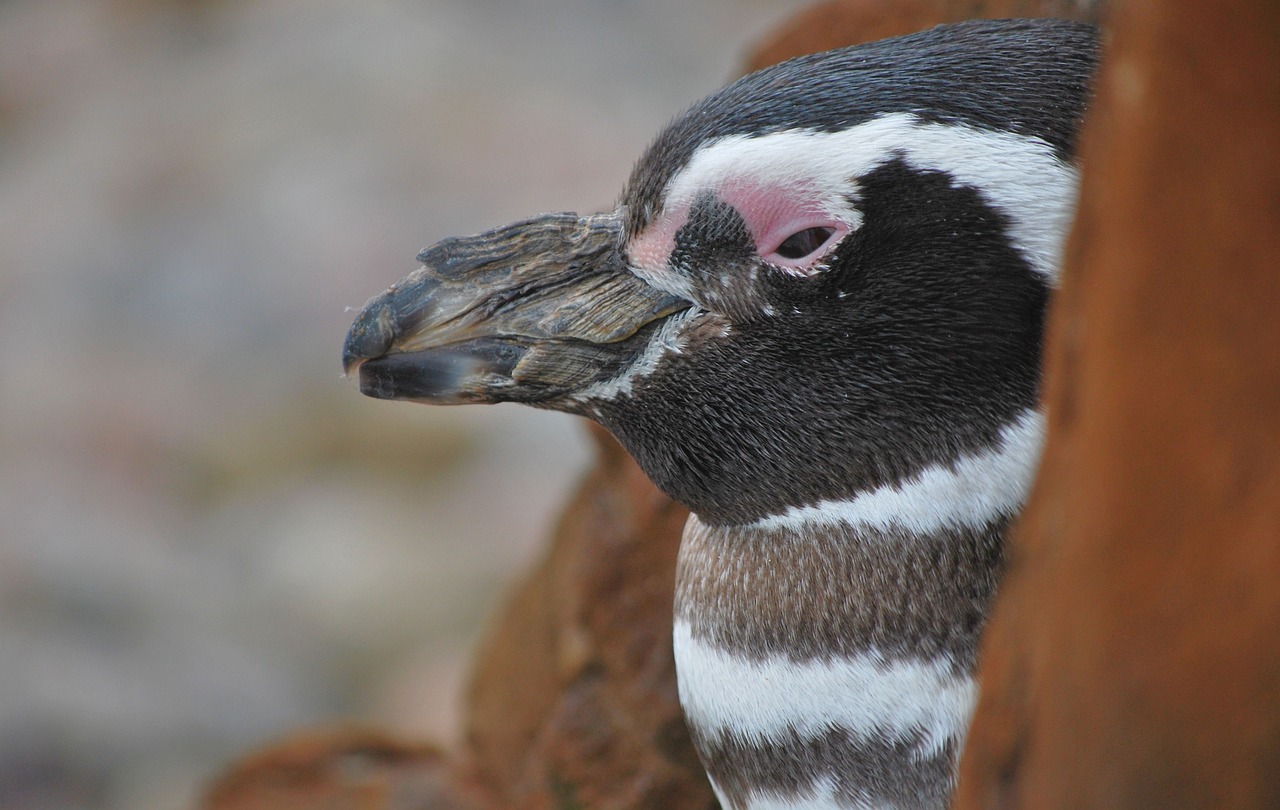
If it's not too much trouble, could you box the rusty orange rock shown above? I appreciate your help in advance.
[455,424,706,809]
[745,0,1100,73]
[203,726,477,810]
[956,1,1280,808]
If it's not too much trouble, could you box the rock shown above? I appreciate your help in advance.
[202,426,705,810]
[744,0,1101,72]
[954,1,1280,807]
[456,425,703,809]
[203,726,476,810]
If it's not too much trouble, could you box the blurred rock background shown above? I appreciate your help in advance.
[0,0,808,807]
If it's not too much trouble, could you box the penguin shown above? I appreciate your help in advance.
[342,18,1098,809]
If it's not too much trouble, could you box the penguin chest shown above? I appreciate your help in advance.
[672,514,1003,810]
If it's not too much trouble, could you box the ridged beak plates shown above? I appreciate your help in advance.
[342,212,688,405]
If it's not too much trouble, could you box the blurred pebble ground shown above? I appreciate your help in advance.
[0,0,809,807]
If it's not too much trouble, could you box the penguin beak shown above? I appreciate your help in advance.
[342,212,689,405]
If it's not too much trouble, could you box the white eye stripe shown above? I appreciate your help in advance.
[661,113,1078,281]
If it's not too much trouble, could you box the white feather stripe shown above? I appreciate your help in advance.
[673,621,977,759]
[659,113,1078,281]
[738,777,885,810]
[719,777,860,810]
[749,408,1045,535]
[569,308,697,403]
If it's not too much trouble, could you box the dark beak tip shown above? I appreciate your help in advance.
[341,298,397,375]
[340,334,371,377]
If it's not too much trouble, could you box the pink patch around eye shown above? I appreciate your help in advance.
[718,183,849,273]
[627,205,688,275]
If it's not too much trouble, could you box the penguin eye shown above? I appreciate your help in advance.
[772,226,837,260]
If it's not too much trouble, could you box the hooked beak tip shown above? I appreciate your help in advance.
[341,296,397,376]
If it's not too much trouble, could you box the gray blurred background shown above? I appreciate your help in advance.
[0,0,810,808]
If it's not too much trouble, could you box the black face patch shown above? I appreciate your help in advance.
[668,193,775,322]
[593,157,1050,525]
